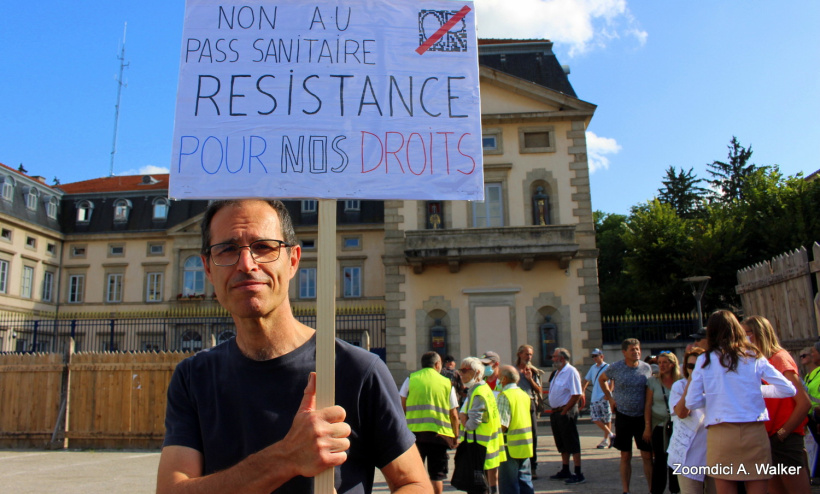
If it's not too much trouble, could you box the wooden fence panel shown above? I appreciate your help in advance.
[66,351,191,449]
[0,353,65,448]
[737,245,819,342]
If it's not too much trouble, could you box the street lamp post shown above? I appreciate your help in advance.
[683,276,711,331]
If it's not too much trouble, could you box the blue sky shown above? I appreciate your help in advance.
[1,1,818,214]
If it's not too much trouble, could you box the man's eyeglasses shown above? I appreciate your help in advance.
[208,239,290,266]
[800,354,809,358]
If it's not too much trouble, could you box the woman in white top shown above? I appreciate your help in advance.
[669,346,707,494]
[685,310,796,494]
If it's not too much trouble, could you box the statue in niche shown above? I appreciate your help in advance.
[532,186,550,225]
[427,202,443,229]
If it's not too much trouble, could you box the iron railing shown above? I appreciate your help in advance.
[602,313,701,344]
[0,307,386,355]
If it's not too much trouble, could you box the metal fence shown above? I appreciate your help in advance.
[602,313,702,344]
[0,308,386,355]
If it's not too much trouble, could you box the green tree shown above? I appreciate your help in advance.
[620,200,693,313]
[706,136,763,203]
[683,203,748,310]
[658,166,707,218]
[594,211,638,314]
[596,138,820,317]
[738,167,820,259]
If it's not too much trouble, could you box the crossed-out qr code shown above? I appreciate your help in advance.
[418,10,468,52]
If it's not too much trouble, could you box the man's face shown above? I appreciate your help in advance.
[694,338,707,349]
[519,348,534,364]
[812,346,820,366]
[623,344,641,362]
[551,351,564,369]
[460,364,475,385]
[592,353,603,364]
[202,201,301,320]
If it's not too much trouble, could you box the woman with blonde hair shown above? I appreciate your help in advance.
[669,347,708,494]
[643,350,682,494]
[686,310,796,494]
[743,315,811,494]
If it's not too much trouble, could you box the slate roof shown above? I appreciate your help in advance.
[478,39,577,98]
[54,173,383,233]
[54,174,209,235]
[0,162,63,233]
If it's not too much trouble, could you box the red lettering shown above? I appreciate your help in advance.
[360,131,383,173]
[436,132,453,174]
[457,132,476,175]
[406,133,427,175]
[384,132,406,174]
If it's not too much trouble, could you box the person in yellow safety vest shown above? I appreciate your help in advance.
[805,342,820,477]
[400,351,460,494]
[459,356,506,494]
[496,366,534,494]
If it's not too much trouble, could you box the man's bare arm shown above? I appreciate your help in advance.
[381,444,432,493]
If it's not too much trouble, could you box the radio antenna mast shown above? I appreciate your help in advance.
[109,23,129,177]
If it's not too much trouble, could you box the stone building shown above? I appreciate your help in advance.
[0,39,601,379]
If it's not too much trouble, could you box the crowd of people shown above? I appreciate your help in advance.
[404,310,819,494]
[404,347,545,494]
[155,199,817,494]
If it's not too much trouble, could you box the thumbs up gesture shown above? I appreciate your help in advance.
[279,372,351,478]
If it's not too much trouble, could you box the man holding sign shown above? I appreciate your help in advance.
[156,200,429,493]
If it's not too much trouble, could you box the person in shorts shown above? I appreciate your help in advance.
[599,338,653,494]
[582,348,614,449]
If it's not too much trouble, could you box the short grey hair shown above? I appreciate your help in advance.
[499,365,519,383]
[554,347,571,361]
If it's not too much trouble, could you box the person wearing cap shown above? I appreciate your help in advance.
[481,351,502,391]
[582,349,615,449]
[686,328,707,354]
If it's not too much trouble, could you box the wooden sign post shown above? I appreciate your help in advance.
[171,2,482,491]
[315,199,337,491]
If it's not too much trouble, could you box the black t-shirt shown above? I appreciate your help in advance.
[163,335,415,493]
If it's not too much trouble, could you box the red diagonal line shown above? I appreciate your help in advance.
[416,5,471,55]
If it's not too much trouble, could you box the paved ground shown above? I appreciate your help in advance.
[1,419,818,493]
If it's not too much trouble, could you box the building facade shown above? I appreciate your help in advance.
[0,40,601,380]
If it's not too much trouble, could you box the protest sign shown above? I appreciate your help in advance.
[170,0,483,200]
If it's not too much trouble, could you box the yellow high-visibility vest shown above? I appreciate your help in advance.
[463,382,506,469]
[405,367,455,437]
[499,386,533,459]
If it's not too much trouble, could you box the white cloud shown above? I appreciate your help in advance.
[474,0,647,56]
[116,165,170,176]
[586,131,621,173]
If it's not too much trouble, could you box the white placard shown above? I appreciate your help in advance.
[170,0,483,200]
